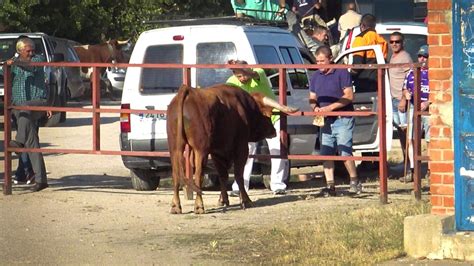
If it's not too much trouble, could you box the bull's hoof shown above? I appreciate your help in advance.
[170,206,182,214]
[241,200,254,209]
[217,200,230,207]
[217,196,230,207]
[194,206,205,214]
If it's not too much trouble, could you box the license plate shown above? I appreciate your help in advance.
[136,113,167,122]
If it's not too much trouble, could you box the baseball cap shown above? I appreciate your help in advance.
[417,45,429,57]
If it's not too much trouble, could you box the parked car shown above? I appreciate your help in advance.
[0,32,72,126]
[49,37,87,99]
[119,21,395,191]
[104,66,126,92]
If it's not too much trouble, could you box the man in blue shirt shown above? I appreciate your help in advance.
[309,46,361,196]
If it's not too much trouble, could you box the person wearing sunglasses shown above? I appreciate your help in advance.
[388,31,413,173]
[400,45,430,183]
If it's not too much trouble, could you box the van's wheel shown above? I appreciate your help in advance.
[130,169,160,191]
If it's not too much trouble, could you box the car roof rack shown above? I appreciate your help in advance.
[143,16,288,28]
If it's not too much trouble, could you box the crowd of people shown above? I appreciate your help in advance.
[227,1,430,197]
[1,2,430,197]
[229,0,362,55]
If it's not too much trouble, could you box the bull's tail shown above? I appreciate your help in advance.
[176,85,203,195]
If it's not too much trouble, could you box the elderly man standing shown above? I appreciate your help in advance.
[338,1,362,41]
[1,37,51,192]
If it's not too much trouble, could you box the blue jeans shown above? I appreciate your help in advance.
[320,116,355,156]
[407,103,430,142]
[392,97,407,127]
[15,153,33,181]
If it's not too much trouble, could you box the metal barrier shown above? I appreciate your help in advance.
[2,61,428,203]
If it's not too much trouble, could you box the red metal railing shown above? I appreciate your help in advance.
[2,61,428,203]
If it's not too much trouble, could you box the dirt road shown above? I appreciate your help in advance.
[0,101,428,265]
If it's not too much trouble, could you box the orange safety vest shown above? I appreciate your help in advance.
[352,29,388,62]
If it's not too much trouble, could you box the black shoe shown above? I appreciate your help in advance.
[26,171,36,185]
[424,169,431,180]
[273,189,287,195]
[399,172,413,183]
[30,183,48,192]
[13,177,26,185]
[321,185,336,197]
[349,180,362,195]
[9,140,24,155]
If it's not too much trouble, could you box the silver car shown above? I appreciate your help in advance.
[104,66,126,92]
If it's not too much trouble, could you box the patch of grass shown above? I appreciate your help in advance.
[245,200,430,265]
[169,201,430,265]
[176,200,430,265]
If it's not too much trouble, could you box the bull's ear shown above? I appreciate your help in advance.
[250,93,272,117]
[108,39,119,47]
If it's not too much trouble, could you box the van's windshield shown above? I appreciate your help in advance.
[140,42,238,93]
[196,42,236,88]
[140,44,183,94]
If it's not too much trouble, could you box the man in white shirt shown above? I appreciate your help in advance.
[338,2,362,41]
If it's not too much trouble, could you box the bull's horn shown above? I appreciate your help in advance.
[117,38,130,45]
[262,97,299,113]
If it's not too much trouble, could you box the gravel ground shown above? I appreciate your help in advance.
[0,101,435,265]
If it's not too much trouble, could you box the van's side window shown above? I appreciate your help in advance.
[196,42,236,88]
[279,47,308,90]
[254,45,283,94]
[254,45,309,94]
[140,44,183,94]
[35,39,47,59]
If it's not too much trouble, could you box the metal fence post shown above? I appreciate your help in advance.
[413,67,422,200]
[377,68,388,204]
[3,63,12,195]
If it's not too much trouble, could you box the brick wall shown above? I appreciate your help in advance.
[426,0,454,215]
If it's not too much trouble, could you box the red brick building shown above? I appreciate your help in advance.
[426,0,454,215]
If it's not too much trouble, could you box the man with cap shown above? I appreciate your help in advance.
[400,44,430,182]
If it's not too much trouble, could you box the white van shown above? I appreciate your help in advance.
[120,23,394,190]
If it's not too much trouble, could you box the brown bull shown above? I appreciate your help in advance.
[74,39,129,74]
[166,84,298,214]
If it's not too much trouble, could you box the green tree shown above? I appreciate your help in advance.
[0,0,233,44]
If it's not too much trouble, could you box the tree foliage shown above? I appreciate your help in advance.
[0,0,233,44]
